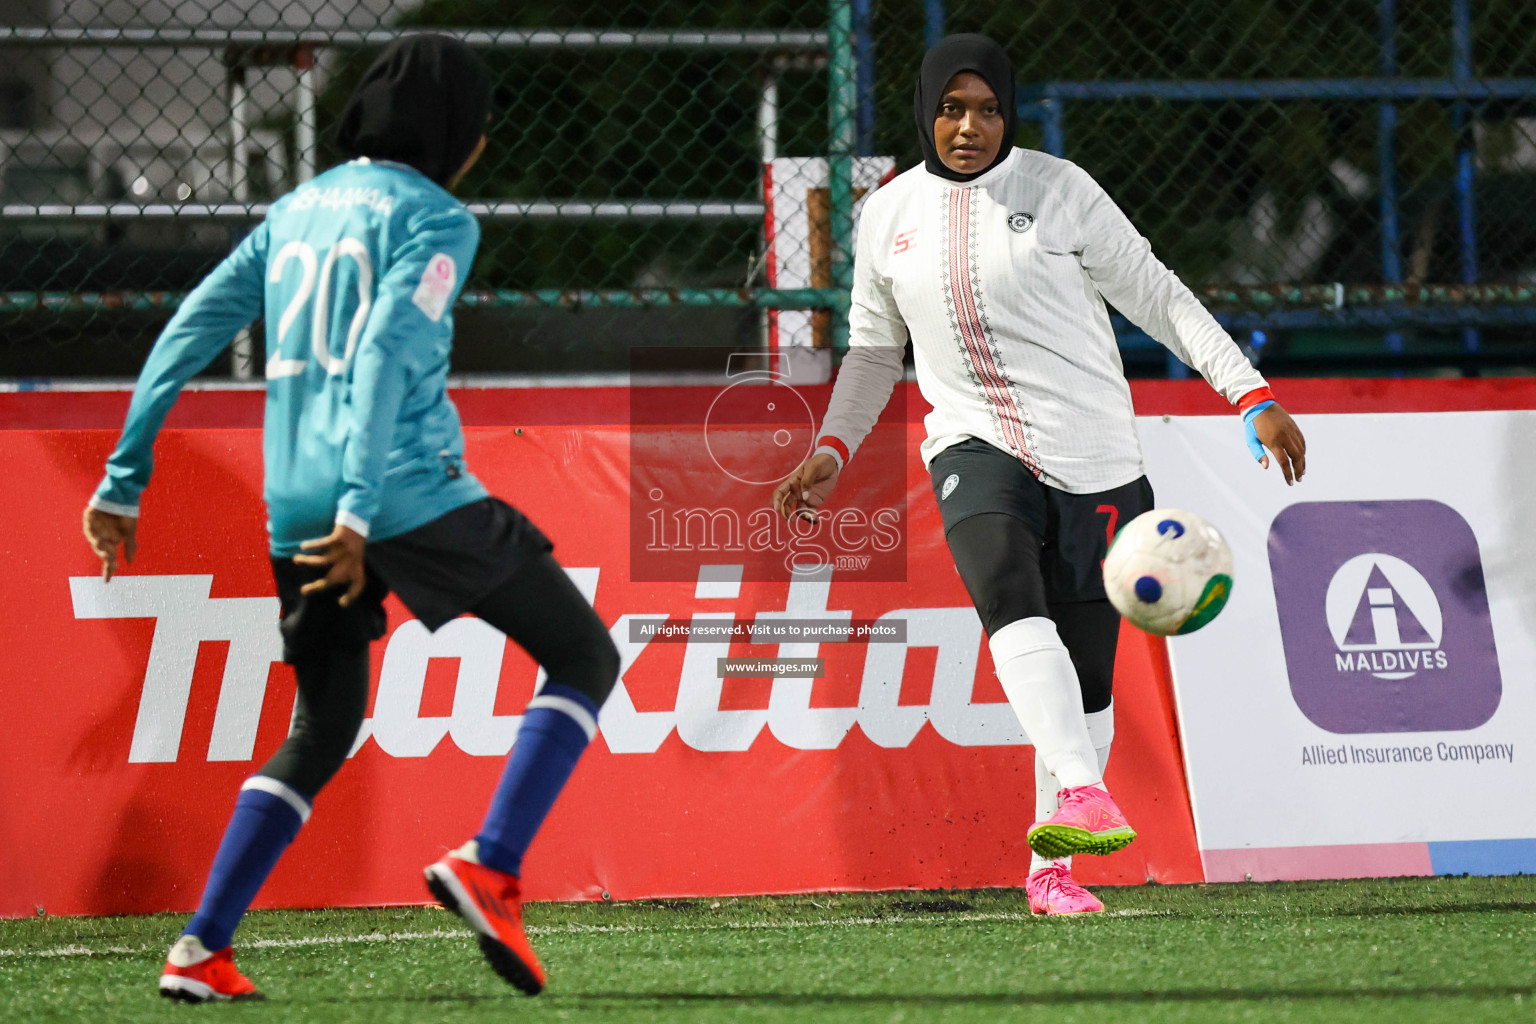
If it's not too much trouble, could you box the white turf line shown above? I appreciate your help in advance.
[0,908,1168,960]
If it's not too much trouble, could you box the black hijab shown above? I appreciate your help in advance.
[913,34,1017,182]
[337,34,490,187]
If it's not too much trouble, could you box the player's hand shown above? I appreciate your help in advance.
[82,505,138,582]
[295,524,368,607]
[773,452,840,523]
[1249,403,1307,485]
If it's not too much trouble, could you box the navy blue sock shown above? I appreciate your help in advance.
[183,777,309,951]
[475,683,598,877]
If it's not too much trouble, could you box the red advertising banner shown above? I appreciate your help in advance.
[0,384,1214,918]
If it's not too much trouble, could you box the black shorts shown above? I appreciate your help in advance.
[272,496,553,663]
[928,438,1153,602]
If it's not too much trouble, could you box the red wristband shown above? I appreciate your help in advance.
[1237,386,1275,413]
[817,436,851,467]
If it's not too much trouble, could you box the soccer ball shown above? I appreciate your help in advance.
[1102,509,1234,636]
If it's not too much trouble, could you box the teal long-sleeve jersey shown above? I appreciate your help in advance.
[90,159,488,555]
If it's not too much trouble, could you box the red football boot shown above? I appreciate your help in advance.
[424,841,546,995]
[158,935,264,1002]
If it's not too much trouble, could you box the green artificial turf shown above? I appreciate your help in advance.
[3,876,1535,1023]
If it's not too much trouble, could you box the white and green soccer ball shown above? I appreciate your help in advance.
[1102,509,1234,636]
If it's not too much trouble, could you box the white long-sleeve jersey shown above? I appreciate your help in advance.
[816,147,1268,494]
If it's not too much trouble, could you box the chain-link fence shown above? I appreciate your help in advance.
[874,0,1536,372]
[3,1,1535,377]
[0,0,845,377]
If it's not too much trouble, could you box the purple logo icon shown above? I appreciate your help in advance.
[1268,500,1501,734]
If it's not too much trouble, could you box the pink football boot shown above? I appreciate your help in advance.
[1026,784,1137,859]
[1026,863,1105,915]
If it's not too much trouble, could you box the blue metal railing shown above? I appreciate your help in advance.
[923,0,945,51]
[920,0,1534,369]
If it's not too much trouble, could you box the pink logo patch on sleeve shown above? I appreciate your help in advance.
[411,253,457,322]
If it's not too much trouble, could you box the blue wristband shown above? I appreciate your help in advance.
[1242,400,1276,461]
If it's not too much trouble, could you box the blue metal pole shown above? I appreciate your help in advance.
[828,0,857,351]
[1042,99,1065,157]
[1379,0,1404,357]
[924,0,945,50]
[852,0,875,156]
[1452,0,1481,355]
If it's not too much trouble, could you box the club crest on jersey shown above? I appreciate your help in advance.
[941,474,960,500]
[1007,211,1034,233]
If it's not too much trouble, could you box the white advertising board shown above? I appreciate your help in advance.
[1138,410,1536,880]
[764,156,895,354]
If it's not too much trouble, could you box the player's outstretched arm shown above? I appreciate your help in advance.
[781,187,907,521]
[84,222,269,578]
[777,342,901,522]
[1067,164,1307,482]
[1070,164,1267,408]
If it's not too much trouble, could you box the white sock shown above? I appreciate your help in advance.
[992,617,1101,791]
[1030,748,1062,875]
[1087,701,1114,776]
[1030,701,1116,875]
